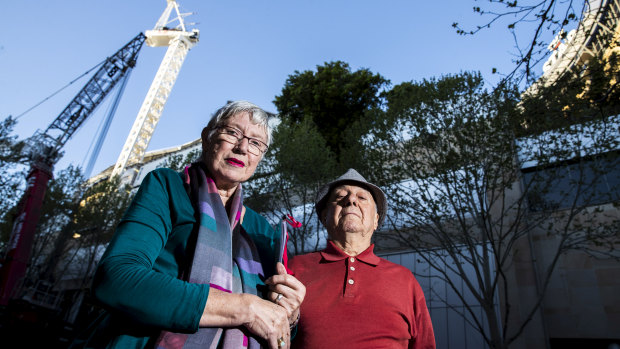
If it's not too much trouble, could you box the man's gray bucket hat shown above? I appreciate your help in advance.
[315,168,387,227]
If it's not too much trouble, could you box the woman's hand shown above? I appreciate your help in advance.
[265,262,306,326]
[243,294,292,349]
[200,289,291,349]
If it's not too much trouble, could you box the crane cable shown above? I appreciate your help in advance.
[14,59,107,121]
[82,68,133,178]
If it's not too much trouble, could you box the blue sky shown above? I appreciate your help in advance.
[1,0,532,177]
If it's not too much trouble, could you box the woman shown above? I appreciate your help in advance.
[75,101,305,349]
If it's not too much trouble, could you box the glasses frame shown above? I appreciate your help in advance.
[215,126,269,155]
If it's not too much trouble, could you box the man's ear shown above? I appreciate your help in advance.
[373,212,379,230]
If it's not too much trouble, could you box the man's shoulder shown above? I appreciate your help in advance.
[378,257,416,278]
[290,250,322,262]
[376,257,428,295]
[288,251,323,283]
[289,250,322,268]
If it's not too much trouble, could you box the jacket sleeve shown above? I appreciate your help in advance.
[92,168,209,333]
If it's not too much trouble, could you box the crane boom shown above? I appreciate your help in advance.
[111,0,199,183]
[0,33,146,305]
[32,33,146,164]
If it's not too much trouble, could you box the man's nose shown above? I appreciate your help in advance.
[343,194,358,206]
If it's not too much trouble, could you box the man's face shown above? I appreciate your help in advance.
[323,184,379,238]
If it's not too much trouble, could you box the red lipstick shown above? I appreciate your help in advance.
[226,158,245,167]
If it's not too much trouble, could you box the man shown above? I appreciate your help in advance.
[289,169,436,349]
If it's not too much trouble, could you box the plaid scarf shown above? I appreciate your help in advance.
[155,163,265,349]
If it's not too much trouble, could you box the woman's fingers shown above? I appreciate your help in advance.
[266,264,305,298]
[265,266,305,320]
[243,296,290,349]
[199,290,290,348]
[269,291,294,318]
[273,292,284,306]
[276,261,288,275]
[270,331,291,349]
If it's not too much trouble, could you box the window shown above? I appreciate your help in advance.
[523,151,620,211]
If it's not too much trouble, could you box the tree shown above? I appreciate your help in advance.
[273,61,389,156]
[60,176,133,300]
[22,165,85,288]
[0,116,26,247]
[245,117,339,255]
[14,168,134,324]
[369,71,619,348]
[241,61,391,255]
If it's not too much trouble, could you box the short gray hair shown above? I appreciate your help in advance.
[204,100,273,146]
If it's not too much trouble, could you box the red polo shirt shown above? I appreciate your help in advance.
[289,241,435,349]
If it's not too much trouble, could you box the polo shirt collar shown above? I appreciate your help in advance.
[320,240,381,266]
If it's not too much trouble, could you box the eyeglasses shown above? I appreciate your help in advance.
[215,126,268,155]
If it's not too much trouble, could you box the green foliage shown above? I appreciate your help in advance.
[73,176,134,243]
[272,116,338,186]
[518,52,620,135]
[274,61,389,155]
[24,169,134,292]
[246,61,392,253]
[244,117,339,254]
[36,165,86,237]
[0,116,26,245]
[0,116,25,165]
[26,165,86,283]
[376,72,519,216]
[376,71,520,183]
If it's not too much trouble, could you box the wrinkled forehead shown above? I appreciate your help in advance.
[226,113,268,138]
[328,182,376,203]
[207,111,268,142]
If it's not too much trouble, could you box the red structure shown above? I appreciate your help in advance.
[0,163,53,305]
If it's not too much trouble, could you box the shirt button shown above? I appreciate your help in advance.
[350,257,355,263]
[348,279,354,285]
[350,266,356,271]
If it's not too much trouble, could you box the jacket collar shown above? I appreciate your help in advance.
[320,240,380,266]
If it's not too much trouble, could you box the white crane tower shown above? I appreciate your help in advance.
[111,0,199,183]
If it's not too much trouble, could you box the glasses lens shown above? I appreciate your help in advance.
[217,127,265,155]
[218,131,237,143]
[247,144,260,156]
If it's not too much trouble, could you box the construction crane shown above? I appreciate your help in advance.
[111,0,199,184]
[0,33,146,305]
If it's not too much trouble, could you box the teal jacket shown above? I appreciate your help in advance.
[72,168,277,348]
